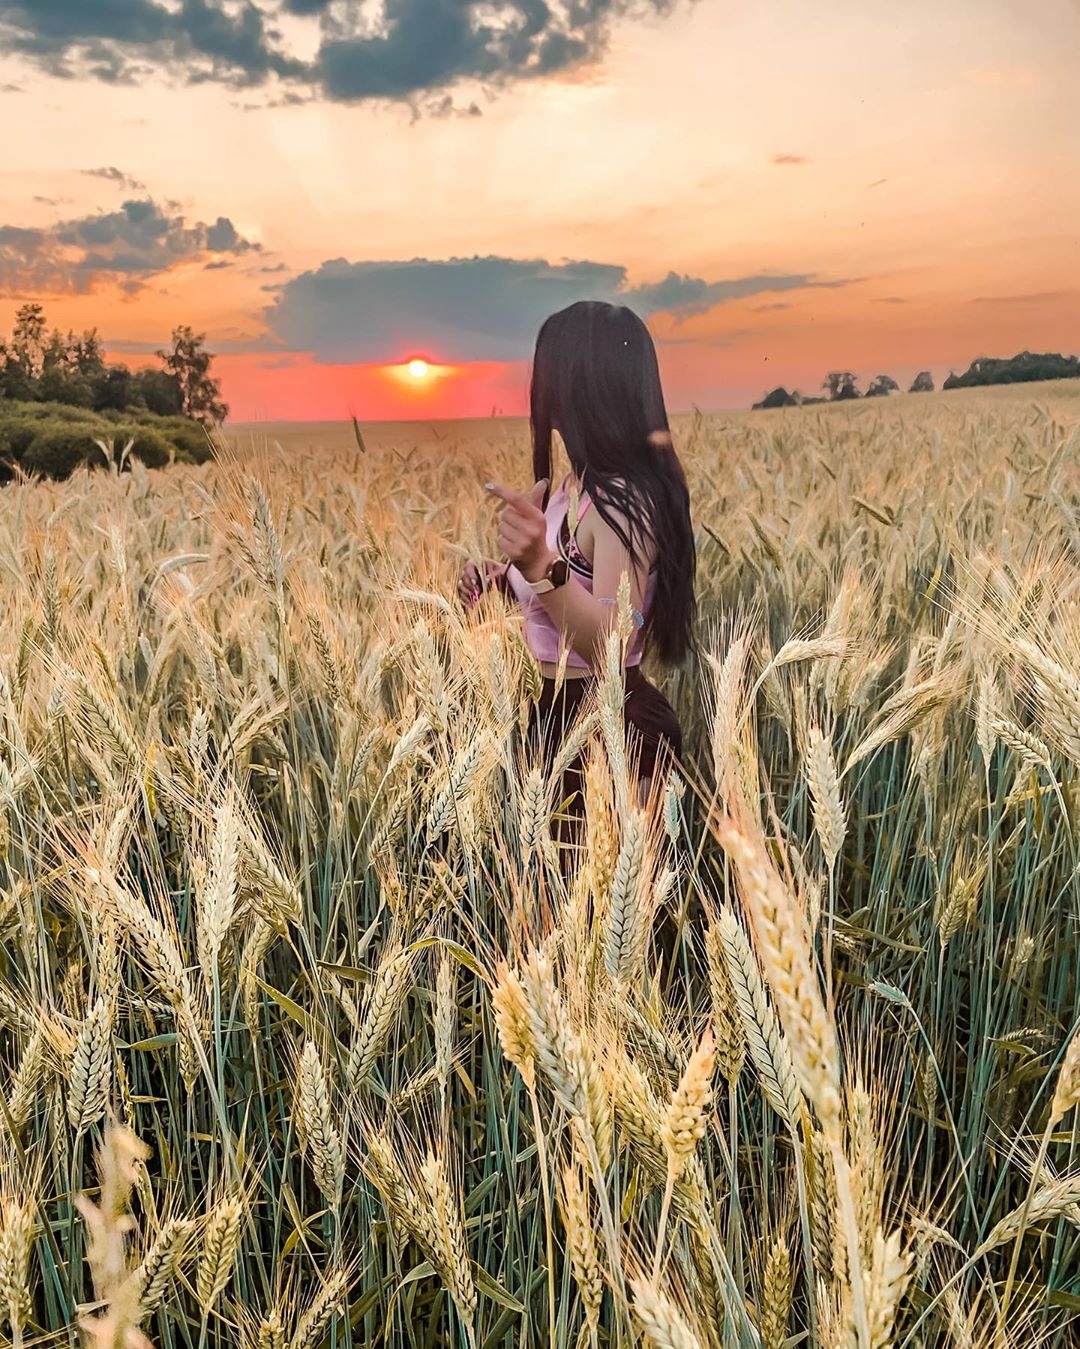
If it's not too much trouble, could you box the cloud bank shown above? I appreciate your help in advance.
[264,255,849,362]
[0,0,680,106]
[0,197,259,295]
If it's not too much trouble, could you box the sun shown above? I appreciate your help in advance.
[407,358,429,380]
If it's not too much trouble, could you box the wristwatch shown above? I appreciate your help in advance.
[527,556,569,594]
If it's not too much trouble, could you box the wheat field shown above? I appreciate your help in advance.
[1,381,1079,1348]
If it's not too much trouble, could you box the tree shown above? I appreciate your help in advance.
[943,351,1080,390]
[866,374,900,398]
[157,326,228,425]
[135,368,184,417]
[822,371,860,400]
[92,364,139,413]
[10,303,48,379]
[752,386,797,410]
[909,371,934,393]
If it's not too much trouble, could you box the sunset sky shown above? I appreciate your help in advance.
[1,0,1077,421]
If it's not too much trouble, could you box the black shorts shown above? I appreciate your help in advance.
[528,664,682,789]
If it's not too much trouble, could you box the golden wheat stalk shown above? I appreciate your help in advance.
[863,1226,911,1347]
[976,1175,1080,1254]
[290,1268,350,1349]
[1051,1025,1080,1125]
[558,1164,604,1339]
[296,1040,345,1208]
[760,1235,792,1349]
[661,1027,716,1182]
[6,1024,46,1132]
[629,1276,705,1349]
[603,807,651,987]
[196,1197,244,1311]
[491,962,536,1090]
[419,1153,477,1331]
[0,1196,36,1343]
[805,726,846,873]
[67,997,113,1134]
[713,908,801,1126]
[703,923,745,1087]
[197,795,241,993]
[346,945,415,1088]
[521,950,612,1169]
[133,1217,197,1317]
[713,814,842,1135]
[434,952,457,1096]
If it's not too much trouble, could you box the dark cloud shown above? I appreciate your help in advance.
[0,81,22,92]
[82,165,146,190]
[0,0,679,106]
[0,0,304,85]
[264,255,852,362]
[0,197,259,295]
[751,302,792,312]
[872,296,906,304]
[771,154,808,165]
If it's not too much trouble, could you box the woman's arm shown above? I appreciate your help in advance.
[488,480,651,665]
[528,508,651,663]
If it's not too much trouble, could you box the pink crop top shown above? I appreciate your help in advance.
[505,478,656,669]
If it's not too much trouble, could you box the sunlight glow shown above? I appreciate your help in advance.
[407,358,429,380]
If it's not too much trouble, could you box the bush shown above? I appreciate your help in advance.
[114,424,173,469]
[0,398,216,480]
[0,416,41,461]
[154,416,215,464]
[22,424,105,479]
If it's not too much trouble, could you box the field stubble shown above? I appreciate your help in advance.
[0,382,1079,1347]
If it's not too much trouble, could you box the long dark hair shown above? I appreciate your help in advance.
[530,300,696,665]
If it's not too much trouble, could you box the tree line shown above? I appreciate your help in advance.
[0,303,228,426]
[753,350,1080,410]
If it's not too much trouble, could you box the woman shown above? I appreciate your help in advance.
[459,299,696,809]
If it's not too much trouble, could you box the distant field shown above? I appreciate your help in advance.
[224,375,1080,467]
[2,378,1079,1348]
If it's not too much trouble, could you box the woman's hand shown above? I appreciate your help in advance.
[458,561,482,608]
[458,560,509,609]
[486,479,553,582]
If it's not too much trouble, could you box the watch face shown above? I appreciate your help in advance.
[550,558,570,587]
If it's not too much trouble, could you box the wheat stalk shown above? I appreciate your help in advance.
[134,1216,196,1317]
[714,814,841,1135]
[434,952,457,1096]
[521,950,612,1169]
[290,1268,349,1349]
[1051,1025,1080,1125]
[68,997,113,1134]
[864,1226,911,1347]
[603,807,651,987]
[760,1236,792,1349]
[75,1124,153,1349]
[419,1152,477,1331]
[806,726,846,872]
[713,908,801,1126]
[347,945,415,1088]
[196,1197,244,1311]
[296,1040,345,1208]
[491,962,536,1090]
[629,1277,704,1349]
[558,1164,604,1339]
[0,1196,35,1344]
